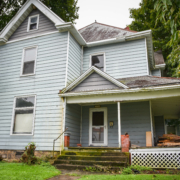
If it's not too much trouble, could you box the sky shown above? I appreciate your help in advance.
[75,0,141,30]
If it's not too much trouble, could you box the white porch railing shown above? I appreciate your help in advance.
[130,148,180,168]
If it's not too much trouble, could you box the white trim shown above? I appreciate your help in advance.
[81,46,84,74]
[10,94,36,136]
[62,97,66,149]
[89,52,106,72]
[145,38,150,75]
[7,31,59,44]
[89,107,108,146]
[117,102,121,148]
[80,106,82,144]
[20,45,38,76]
[61,66,128,93]
[149,100,154,146]
[155,64,166,69]
[27,14,39,32]
[65,31,70,86]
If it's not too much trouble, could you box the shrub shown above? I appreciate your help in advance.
[122,167,133,175]
[0,155,3,161]
[130,165,152,172]
[21,142,37,165]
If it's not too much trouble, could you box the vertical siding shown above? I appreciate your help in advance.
[9,9,57,41]
[83,39,148,79]
[0,32,68,151]
[81,104,118,147]
[65,104,81,147]
[151,69,161,77]
[154,116,165,143]
[121,101,151,147]
[66,33,81,85]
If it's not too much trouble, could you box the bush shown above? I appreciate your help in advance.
[0,155,3,161]
[21,142,37,165]
[130,165,152,172]
[122,167,133,175]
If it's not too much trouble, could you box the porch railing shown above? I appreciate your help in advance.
[53,128,68,158]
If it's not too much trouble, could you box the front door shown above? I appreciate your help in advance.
[89,108,107,146]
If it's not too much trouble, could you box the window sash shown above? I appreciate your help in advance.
[91,54,104,71]
[27,15,39,31]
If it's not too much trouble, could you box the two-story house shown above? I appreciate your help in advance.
[1,0,180,168]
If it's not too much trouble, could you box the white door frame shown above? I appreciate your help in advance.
[89,107,108,146]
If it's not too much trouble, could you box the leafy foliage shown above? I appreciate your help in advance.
[0,0,79,32]
[21,142,37,165]
[122,167,133,175]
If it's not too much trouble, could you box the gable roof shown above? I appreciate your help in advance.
[79,22,136,42]
[60,66,128,93]
[0,0,64,43]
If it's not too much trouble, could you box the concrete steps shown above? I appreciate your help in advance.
[54,147,129,171]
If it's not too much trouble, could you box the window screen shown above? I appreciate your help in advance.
[91,54,104,71]
[12,96,35,134]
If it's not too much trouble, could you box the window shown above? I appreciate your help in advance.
[91,54,105,71]
[165,119,180,135]
[27,15,39,31]
[21,47,37,75]
[11,96,36,135]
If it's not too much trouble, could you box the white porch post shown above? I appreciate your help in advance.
[117,102,121,148]
[149,100,154,146]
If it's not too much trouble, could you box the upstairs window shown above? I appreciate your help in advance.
[91,54,105,71]
[21,47,37,76]
[27,15,39,31]
[11,96,36,135]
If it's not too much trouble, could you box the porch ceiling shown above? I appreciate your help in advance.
[151,97,180,118]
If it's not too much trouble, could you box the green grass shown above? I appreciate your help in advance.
[79,174,180,180]
[0,161,61,180]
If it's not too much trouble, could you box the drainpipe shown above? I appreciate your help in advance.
[80,106,82,144]
[117,102,121,148]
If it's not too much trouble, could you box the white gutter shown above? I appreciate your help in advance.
[59,84,180,97]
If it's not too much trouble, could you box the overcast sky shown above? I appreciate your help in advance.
[75,0,141,30]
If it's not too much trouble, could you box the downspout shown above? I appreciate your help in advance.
[80,106,82,144]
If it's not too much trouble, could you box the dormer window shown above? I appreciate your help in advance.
[27,15,39,32]
[91,53,105,71]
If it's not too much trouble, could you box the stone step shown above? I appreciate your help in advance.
[55,164,122,171]
[54,159,126,167]
[68,147,121,152]
[57,155,127,162]
[61,151,127,156]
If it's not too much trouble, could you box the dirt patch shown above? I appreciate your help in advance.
[48,175,80,180]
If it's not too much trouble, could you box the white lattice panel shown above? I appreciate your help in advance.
[130,148,180,168]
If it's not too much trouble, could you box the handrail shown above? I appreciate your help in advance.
[53,127,68,158]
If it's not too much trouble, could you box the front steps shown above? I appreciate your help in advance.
[54,147,129,171]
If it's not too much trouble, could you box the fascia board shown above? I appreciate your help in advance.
[0,0,64,40]
[59,84,180,97]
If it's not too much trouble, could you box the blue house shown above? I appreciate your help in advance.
[0,0,180,168]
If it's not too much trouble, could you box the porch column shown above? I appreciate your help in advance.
[117,102,121,148]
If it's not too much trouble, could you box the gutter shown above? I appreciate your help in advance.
[59,84,180,97]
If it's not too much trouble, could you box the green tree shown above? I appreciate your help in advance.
[0,0,79,32]
[129,0,180,77]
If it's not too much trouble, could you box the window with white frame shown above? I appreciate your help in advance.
[27,15,39,31]
[21,47,37,75]
[91,54,104,71]
[12,96,36,135]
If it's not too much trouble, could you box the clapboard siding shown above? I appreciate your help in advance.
[66,33,81,85]
[0,32,68,151]
[83,39,148,79]
[9,9,57,41]
[151,69,161,77]
[121,101,151,147]
[81,104,119,147]
[154,116,165,143]
[65,104,81,146]
[72,72,120,92]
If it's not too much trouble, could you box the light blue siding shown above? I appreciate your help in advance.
[83,39,148,79]
[66,33,81,85]
[154,116,165,143]
[71,72,120,92]
[0,32,68,151]
[151,69,161,77]
[65,104,81,147]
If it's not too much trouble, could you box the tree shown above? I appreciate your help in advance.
[0,0,79,32]
[129,0,180,77]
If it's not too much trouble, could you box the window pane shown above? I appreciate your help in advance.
[16,97,35,108]
[30,23,37,30]
[23,61,34,74]
[13,109,33,134]
[30,17,37,23]
[24,48,36,62]
[92,55,104,71]
[93,112,104,126]
[92,127,104,143]
[167,126,176,134]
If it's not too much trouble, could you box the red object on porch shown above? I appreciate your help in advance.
[121,134,130,152]
[64,135,70,147]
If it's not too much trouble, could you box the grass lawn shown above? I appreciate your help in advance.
[79,174,180,180]
[0,161,61,180]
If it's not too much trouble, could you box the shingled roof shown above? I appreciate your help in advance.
[79,22,136,43]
